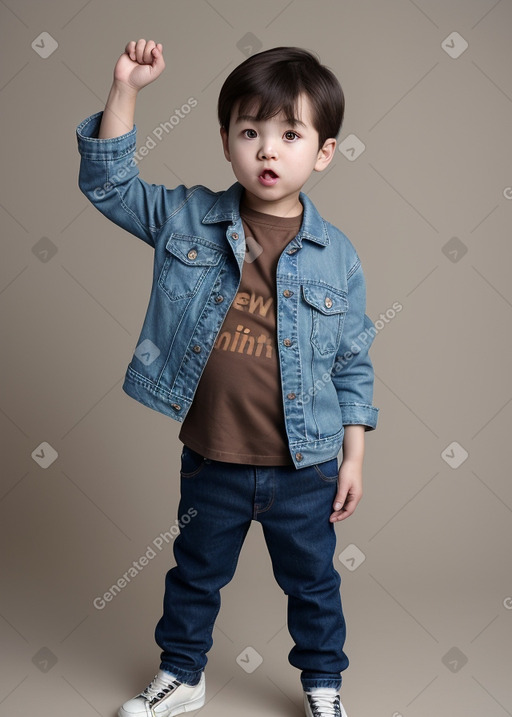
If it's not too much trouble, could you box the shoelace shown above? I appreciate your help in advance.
[308,692,341,717]
[140,672,179,707]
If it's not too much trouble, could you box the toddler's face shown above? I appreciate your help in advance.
[220,93,335,216]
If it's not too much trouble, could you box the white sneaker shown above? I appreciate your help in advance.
[304,687,348,717]
[118,670,205,717]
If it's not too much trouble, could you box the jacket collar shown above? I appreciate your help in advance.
[201,181,330,246]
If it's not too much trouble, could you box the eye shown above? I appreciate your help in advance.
[243,129,257,139]
[284,130,299,141]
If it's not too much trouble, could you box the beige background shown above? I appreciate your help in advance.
[1,0,512,715]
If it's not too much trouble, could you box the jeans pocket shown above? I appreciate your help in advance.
[180,445,207,478]
[313,457,339,482]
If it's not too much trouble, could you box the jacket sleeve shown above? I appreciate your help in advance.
[331,258,379,430]
[76,111,192,248]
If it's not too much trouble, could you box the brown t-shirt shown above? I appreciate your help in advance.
[179,202,303,465]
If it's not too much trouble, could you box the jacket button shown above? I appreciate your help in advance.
[171,403,181,411]
[283,289,293,298]
[325,296,333,309]
[287,247,298,254]
[231,232,239,240]
[214,295,224,303]
[192,344,201,353]
[283,338,292,347]
[187,249,198,260]
[295,452,303,462]
[287,392,296,400]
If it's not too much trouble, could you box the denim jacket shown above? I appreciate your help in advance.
[76,111,378,468]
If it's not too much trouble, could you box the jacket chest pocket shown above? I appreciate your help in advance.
[158,236,224,301]
[301,284,348,356]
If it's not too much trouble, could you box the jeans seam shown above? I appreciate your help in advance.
[253,467,276,518]
[313,461,338,482]
[202,522,250,642]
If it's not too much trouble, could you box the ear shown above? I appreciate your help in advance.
[314,138,337,172]
[220,127,231,162]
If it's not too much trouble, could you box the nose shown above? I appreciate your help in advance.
[257,142,278,160]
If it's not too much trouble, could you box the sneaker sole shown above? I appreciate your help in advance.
[117,692,205,717]
[168,694,206,716]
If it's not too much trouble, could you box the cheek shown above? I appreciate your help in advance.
[294,150,315,172]
[231,145,251,168]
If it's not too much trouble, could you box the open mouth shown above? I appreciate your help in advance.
[258,169,279,186]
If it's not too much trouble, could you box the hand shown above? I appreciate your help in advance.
[329,459,363,522]
[113,39,165,93]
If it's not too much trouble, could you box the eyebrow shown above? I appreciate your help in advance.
[235,114,307,129]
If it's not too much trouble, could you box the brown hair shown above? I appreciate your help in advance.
[217,46,344,149]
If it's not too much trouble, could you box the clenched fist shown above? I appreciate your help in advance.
[113,39,166,93]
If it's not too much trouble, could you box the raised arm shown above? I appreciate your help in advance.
[76,39,195,247]
[98,39,166,139]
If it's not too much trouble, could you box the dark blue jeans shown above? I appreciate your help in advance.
[154,446,348,691]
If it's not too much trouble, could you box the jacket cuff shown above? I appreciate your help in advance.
[340,403,379,430]
[76,111,136,160]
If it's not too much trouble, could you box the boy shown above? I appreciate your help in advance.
[76,39,378,717]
